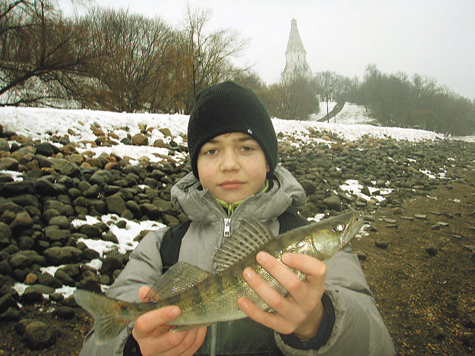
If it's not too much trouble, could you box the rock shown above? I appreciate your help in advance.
[132,133,148,146]
[0,157,18,171]
[0,293,18,313]
[100,255,124,276]
[23,273,38,285]
[44,225,70,242]
[37,272,63,289]
[322,195,341,211]
[103,230,119,243]
[0,138,10,151]
[35,177,59,196]
[429,325,446,340]
[24,321,56,350]
[79,224,103,238]
[48,215,71,229]
[375,240,389,249]
[414,214,427,219]
[34,142,59,156]
[1,181,28,196]
[43,246,83,265]
[462,333,475,348]
[0,222,12,239]
[9,252,32,269]
[361,186,372,196]
[159,128,172,137]
[140,203,162,219]
[60,161,80,177]
[21,285,54,304]
[464,312,475,328]
[426,245,438,256]
[355,250,367,261]
[105,193,126,215]
[0,307,21,321]
[52,306,76,319]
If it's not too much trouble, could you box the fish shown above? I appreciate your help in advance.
[74,209,363,343]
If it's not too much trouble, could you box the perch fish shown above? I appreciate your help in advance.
[74,209,363,343]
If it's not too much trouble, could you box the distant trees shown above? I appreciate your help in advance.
[0,1,249,113]
[348,64,475,135]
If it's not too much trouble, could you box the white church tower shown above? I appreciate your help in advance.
[282,18,312,77]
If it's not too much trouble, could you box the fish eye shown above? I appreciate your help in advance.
[333,222,346,232]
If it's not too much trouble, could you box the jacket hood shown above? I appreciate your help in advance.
[171,166,307,223]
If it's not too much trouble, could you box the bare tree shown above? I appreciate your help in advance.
[80,7,175,112]
[0,0,96,106]
[176,5,250,113]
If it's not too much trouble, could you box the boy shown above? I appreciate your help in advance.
[80,81,395,355]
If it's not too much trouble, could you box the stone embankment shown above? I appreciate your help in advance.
[0,121,474,351]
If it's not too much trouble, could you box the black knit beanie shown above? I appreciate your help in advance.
[188,81,278,178]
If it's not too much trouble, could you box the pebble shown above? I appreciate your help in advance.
[375,240,389,249]
[426,245,438,256]
[415,214,427,219]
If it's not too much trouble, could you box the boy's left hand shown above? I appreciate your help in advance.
[238,251,327,341]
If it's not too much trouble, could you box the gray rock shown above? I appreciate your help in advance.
[322,195,341,211]
[106,193,126,215]
[375,240,389,249]
[48,215,70,229]
[60,161,80,177]
[426,245,438,256]
[44,225,70,242]
[54,269,76,286]
[0,222,12,239]
[0,157,18,170]
[43,246,83,265]
[79,224,102,238]
[35,177,59,196]
[24,321,56,350]
[0,293,18,313]
[37,272,63,289]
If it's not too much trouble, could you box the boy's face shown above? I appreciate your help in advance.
[197,132,270,204]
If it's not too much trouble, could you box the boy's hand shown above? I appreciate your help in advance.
[132,286,207,356]
[238,252,327,341]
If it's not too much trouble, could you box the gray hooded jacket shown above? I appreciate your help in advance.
[79,166,394,356]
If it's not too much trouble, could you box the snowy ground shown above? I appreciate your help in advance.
[1,103,471,298]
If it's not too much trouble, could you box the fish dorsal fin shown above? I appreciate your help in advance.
[213,219,275,273]
[147,262,211,301]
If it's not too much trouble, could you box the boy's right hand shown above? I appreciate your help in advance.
[132,286,207,356]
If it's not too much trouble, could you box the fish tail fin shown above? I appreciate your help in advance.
[74,289,142,344]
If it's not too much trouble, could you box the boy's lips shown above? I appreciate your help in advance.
[219,180,243,190]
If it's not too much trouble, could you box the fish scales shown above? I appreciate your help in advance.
[74,210,363,343]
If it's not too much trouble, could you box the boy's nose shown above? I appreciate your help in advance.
[220,150,240,171]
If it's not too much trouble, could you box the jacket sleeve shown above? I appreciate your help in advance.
[275,248,395,356]
[79,227,167,356]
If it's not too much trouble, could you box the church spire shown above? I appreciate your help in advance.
[283,18,312,77]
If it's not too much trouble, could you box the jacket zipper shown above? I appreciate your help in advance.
[223,217,231,237]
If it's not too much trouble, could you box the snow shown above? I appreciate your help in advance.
[1,103,471,298]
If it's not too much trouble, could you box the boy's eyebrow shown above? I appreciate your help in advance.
[205,134,256,144]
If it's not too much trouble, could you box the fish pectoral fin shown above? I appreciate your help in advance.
[213,219,275,273]
[147,263,211,301]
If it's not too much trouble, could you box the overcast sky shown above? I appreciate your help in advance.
[60,0,475,100]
